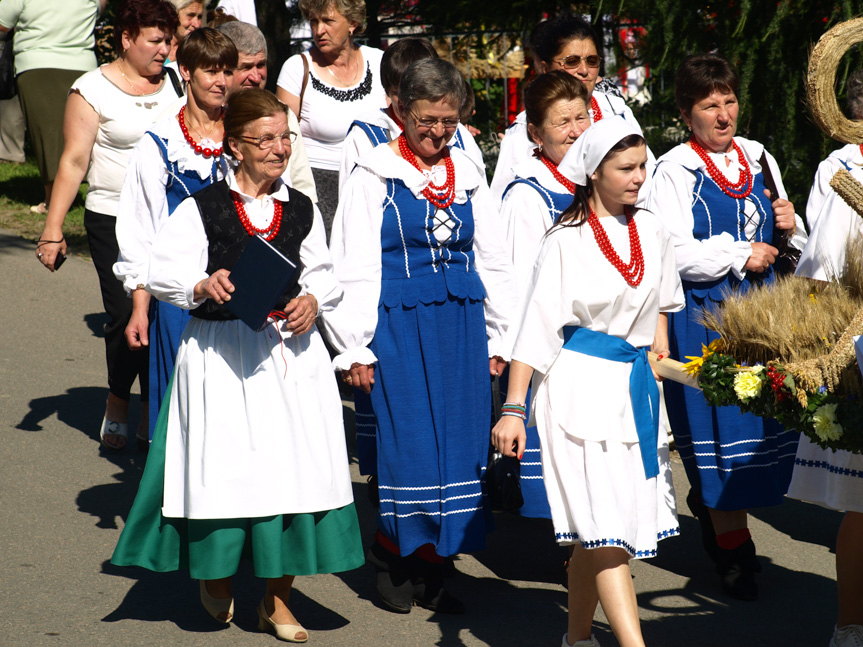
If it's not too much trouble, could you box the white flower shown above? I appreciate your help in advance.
[812,403,843,442]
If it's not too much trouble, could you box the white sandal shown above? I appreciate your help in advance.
[99,417,128,451]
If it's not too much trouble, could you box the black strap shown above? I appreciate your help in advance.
[164,66,184,98]
[759,151,800,275]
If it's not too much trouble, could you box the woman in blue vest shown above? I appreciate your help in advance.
[499,70,590,518]
[114,27,236,446]
[646,54,806,600]
[325,58,516,614]
[112,88,362,643]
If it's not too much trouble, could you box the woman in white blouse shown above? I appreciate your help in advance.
[114,27,236,447]
[275,0,386,237]
[111,88,362,643]
[34,0,183,452]
[325,58,515,615]
[645,54,805,601]
[499,70,589,519]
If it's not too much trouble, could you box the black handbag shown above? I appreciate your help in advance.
[486,375,524,512]
[759,151,801,276]
[0,31,15,101]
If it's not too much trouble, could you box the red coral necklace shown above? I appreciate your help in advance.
[397,134,456,209]
[179,106,223,159]
[689,136,753,199]
[587,206,644,287]
[590,95,603,122]
[232,190,282,241]
[388,106,405,132]
[535,149,575,193]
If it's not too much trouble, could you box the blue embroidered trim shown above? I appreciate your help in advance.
[795,458,863,479]
[556,527,681,558]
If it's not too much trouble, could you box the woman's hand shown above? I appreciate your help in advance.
[492,415,526,459]
[35,235,67,272]
[283,294,318,335]
[766,190,796,231]
[125,289,151,350]
[651,313,669,381]
[489,355,507,377]
[341,362,375,394]
[193,269,234,303]
[744,242,778,273]
[650,348,669,381]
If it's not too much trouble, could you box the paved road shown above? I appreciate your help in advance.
[0,229,842,646]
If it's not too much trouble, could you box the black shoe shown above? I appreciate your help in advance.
[716,538,761,601]
[408,558,465,614]
[686,488,721,564]
[367,541,413,613]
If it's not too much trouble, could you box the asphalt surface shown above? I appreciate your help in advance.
[0,228,844,646]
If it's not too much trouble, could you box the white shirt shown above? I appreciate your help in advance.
[796,143,863,281]
[276,45,387,171]
[324,143,517,370]
[71,66,184,216]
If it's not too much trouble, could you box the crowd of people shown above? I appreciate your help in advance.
[7,0,862,645]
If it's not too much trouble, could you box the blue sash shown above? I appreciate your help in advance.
[562,326,660,479]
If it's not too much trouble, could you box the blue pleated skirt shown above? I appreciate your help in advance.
[148,299,190,440]
[665,290,797,510]
[369,292,493,557]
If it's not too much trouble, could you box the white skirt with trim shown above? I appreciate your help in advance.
[787,436,863,513]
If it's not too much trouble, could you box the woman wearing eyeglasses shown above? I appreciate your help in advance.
[325,58,516,614]
[112,88,363,642]
[114,28,236,448]
[490,12,654,204]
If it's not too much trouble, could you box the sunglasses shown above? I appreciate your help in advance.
[553,54,602,70]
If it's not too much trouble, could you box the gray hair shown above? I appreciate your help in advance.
[848,71,863,120]
[217,20,266,57]
[167,0,199,11]
[399,59,467,113]
[299,0,366,35]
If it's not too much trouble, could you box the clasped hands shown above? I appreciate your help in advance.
[193,269,318,335]
[342,356,508,395]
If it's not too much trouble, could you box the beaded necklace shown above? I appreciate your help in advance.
[590,95,603,122]
[587,206,644,287]
[397,134,456,209]
[535,148,575,193]
[232,191,282,241]
[688,136,753,199]
[858,143,863,160]
[179,106,223,159]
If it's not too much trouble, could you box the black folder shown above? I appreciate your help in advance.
[226,234,299,331]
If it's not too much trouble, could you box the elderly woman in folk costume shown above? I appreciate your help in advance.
[498,69,591,519]
[494,117,683,647]
[646,54,807,601]
[490,11,654,205]
[786,70,863,647]
[114,27,237,446]
[111,88,363,644]
[325,58,516,614]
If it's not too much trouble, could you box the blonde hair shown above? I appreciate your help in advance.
[298,0,366,35]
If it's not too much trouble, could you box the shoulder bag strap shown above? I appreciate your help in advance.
[298,53,310,120]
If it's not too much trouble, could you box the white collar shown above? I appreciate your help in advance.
[149,111,226,181]
[225,166,291,202]
[512,155,573,192]
[662,136,765,174]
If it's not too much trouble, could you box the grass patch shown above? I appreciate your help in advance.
[0,160,89,254]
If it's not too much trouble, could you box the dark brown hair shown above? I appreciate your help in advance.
[557,133,646,228]
[176,27,238,74]
[532,12,599,64]
[113,0,178,54]
[380,37,438,96]
[674,54,740,115]
[523,70,589,130]
[223,88,287,154]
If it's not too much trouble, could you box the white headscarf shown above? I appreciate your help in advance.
[557,117,643,186]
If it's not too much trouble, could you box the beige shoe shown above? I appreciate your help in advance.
[199,580,233,623]
[258,600,308,643]
[562,634,601,647]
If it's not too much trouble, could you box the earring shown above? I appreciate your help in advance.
[538,143,543,153]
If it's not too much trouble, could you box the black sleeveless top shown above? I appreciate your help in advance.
[190,179,314,321]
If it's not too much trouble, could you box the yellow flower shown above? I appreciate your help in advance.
[733,371,762,400]
[813,403,843,442]
[707,339,724,354]
[682,355,704,376]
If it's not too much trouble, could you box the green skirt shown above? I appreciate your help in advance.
[111,376,365,580]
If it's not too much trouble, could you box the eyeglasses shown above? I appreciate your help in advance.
[409,112,460,131]
[552,54,602,70]
[238,130,297,149]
